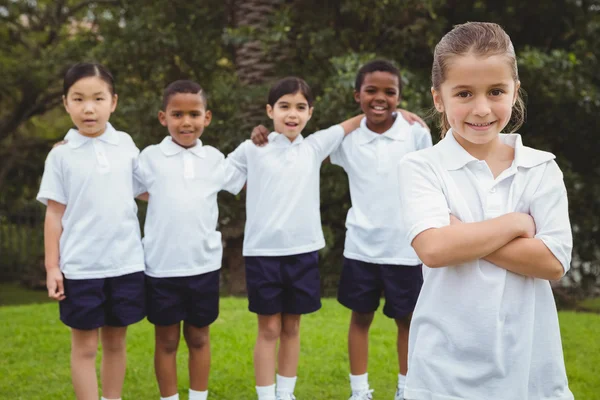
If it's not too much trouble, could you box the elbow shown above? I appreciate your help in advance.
[548,261,566,281]
[416,247,445,269]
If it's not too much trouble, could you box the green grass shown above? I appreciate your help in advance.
[1,298,599,400]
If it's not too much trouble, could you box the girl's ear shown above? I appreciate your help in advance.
[307,106,314,120]
[110,94,118,112]
[431,87,444,112]
[158,110,168,127]
[513,81,521,105]
[354,91,361,104]
[266,104,274,119]
[62,95,69,112]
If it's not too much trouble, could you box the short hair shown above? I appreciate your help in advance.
[63,63,115,96]
[432,22,525,136]
[267,77,314,107]
[354,60,402,93]
[162,80,207,110]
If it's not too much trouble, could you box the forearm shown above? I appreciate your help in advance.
[484,238,565,280]
[413,213,525,268]
[44,206,64,270]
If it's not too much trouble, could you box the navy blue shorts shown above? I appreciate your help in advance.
[337,257,423,319]
[59,271,146,330]
[245,251,321,315]
[146,270,220,328]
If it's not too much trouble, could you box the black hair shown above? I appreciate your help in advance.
[162,80,207,110]
[267,77,314,107]
[354,60,402,93]
[63,62,115,96]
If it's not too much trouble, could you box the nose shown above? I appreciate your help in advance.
[472,95,491,117]
[83,100,94,113]
[182,115,192,126]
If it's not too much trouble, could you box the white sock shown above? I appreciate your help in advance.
[101,397,122,400]
[350,372,369,393]
[256,384,276,400]
[276,374,297,395]
[189,389,208,400]
[398,373,407,393]
[160,394,179,400]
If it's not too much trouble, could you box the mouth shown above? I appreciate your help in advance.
[179,131,195,136]
[466,121,495,130]
[370,105,388,114]
[83,119,97,124]
[285,122,299,128]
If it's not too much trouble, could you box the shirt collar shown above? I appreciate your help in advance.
[65,122,120,149]
[268,131,304,147]
[159,136,206,158]
[437,129,555,170]
[356,114,410,145]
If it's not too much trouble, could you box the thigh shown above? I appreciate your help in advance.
[146,275,186,326]
[337,257,382,313]
[381,264,423,319]
[60,277,106,330]
[105,271,146,327]
[282,251,321,315]
[185,270,220,328]
[245,256,285,315]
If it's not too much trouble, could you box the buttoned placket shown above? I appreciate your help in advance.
[469,160,516,220]
[183,151,195,179]
[375,137,389,174]
[92,139,110,173]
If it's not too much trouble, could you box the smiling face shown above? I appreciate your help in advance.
[355,71,400,134]
[63,76,117,137]
[158,92,212,148]
[266,91,313,141]
[432,53,520,146]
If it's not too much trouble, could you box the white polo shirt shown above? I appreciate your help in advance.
[227,124,345,256]
[330,115,432,265]
[398,130,573,400]
[135,137,246,278]
[36,123,145,280]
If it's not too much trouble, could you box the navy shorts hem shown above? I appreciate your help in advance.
[145,271,220,328]
[337,257,423,319]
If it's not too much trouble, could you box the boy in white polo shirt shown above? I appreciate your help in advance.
[135,80,245,400]
[330,60,432,400]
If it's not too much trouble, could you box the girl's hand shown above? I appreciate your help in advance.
[397,109,428,129]
[251,125,270,147]
[46,267,66,301]
[517,213,536,238]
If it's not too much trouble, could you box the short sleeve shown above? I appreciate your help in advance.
[530,161,573,275]
[414,126,433,151]
[37,150,67,206]
[397,153,450,244]
[221,158,247,195]
[133,151,148,196]
[304,124,345,162]
[328,138,347,168]
[226,140,249,175]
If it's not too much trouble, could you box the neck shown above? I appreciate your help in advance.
[172,138,196,149]
[365,115,395,134]
[453,131,503,161]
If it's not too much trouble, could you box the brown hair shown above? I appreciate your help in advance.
[431,22,526,137]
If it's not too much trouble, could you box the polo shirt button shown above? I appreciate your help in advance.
[490,187,497,193]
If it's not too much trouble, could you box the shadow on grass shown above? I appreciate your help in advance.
[0,283,52,307]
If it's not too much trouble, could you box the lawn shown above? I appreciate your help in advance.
[1,294,599,399]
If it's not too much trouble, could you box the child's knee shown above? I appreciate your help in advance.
[184,328,210,351]
[351,311,375,329]
[72,343,98,360]
[281,319,300,338]
[395,314,412,329]
[258,321,282,342]
[156,335,180,354]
